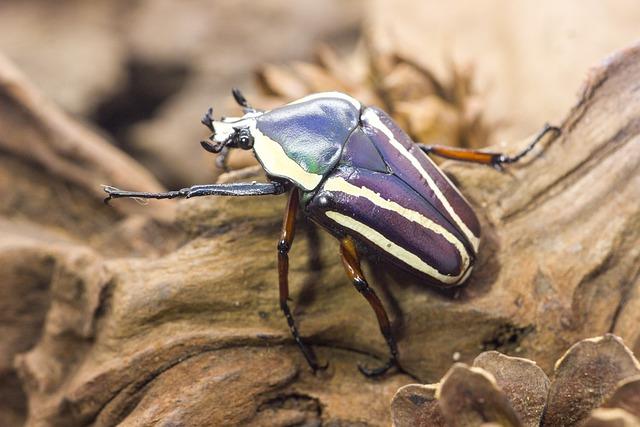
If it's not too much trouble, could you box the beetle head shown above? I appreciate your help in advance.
[200,90,262,154]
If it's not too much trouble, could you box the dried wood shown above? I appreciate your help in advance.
[2,40,639,427]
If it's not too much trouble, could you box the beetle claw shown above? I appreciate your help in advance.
[299,346,328,374]
[492,161,505,172]
[357,358,396,378]
[310,360,329,374]
[102,185,120,205]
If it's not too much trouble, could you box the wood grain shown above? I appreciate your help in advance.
[1,40,639,427]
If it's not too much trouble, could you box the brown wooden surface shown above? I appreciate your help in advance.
[1,39,640,427]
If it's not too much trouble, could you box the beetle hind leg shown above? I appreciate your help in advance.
[340,236,400,377]
[278,188,327,372]
[418,123,561,169]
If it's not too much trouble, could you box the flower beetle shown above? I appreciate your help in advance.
[104,90,560,377]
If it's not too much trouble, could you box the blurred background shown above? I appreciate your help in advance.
[1,0,638,189]
[1,1,639,426]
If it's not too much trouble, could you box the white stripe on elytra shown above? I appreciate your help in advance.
[250,122,323,191]
[287,92,361,110]
[326,211,467,285]
[323,177,470,284]
[362,109,480,251]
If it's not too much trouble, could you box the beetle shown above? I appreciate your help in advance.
[104,90,560,376]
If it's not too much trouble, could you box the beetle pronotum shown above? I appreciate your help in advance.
[104,90,560,376]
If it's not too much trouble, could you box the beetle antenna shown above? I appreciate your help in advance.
[232,88,256,113]
[201,107,215,132]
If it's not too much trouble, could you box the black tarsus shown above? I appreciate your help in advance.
[352,276,400,378]
[417,122,561,170]
[340,237,400,377]
[359,357,397,377]
[492,123,561,167]
[103,181,286,204]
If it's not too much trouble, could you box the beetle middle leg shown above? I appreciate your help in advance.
[418,123,561,169]
[340,236,399,377]
[278,188,326,372]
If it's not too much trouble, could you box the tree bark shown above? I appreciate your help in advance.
[1,42,639,426]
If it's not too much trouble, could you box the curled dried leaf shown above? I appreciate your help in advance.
[290,61,346,93]
[542,334,640,426]
[473,351,550,427]
[254,43,491,155]
[602,375,640,418]
[256,64,308,100]
[437,364,522,427]
[581,408,640,427]
[394,97,461,146]
[390,384,445,427]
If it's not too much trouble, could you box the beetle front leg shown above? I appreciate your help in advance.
[278,188,326,372]
[215,146,230,171]
[418,123,561,169]
[103,181,286,204]
[340,236,399,377]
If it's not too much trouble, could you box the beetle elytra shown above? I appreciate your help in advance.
[104,90,560,376]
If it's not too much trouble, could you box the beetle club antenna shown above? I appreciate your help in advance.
[232,88,256,113]
[201,107,215,132]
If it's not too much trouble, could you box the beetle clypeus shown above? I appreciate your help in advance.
[104,90,560,377]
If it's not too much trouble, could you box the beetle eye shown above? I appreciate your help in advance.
[237,129,254,149]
